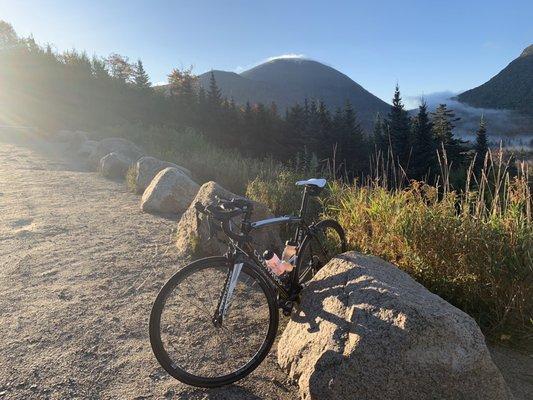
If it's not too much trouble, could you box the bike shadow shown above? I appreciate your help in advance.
[287,253,421,396]
[291,254,410,337]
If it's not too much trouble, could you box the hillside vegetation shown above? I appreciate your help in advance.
[457,45,533,114]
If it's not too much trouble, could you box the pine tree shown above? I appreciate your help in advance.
[239,101,254,155]
[372,112,387,153]
[411,101,436,180]
[474,116,488,175]
[91,56,109,80]
[134,59,151,89]
[431,104,464,166]
[387,85,411,167]
[341,100,365,174]
[330,107,344,169]
[316,100,332,160]
[207,71,222,109]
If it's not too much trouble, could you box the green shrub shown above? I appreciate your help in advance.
[100,123,284,194]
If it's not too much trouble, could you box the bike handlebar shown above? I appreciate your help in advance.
[194,197,253,242]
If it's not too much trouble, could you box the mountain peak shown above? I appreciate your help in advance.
[198,57,390,132]
[457,44,533,114]
[520,44,533,58]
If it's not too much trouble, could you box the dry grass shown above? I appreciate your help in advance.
[125,164,137,193]
[324,151,532,342]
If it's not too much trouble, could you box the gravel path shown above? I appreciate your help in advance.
[0,131,530,400]
[0,132,297,400]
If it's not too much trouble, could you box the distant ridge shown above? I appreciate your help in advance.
[457,45,533,114]
[197,57,391,132]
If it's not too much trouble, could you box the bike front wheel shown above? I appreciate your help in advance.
[149,256,279,388]
[297,219,347,284]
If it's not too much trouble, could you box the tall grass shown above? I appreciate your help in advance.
[324,151,532,342]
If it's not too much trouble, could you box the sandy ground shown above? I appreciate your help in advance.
[0,131,531,400]
[0,132,297,400]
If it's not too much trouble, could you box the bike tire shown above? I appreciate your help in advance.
[297,219,347,284]
[149,256,279,388]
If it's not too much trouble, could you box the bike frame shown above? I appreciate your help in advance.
[215,187,316,321]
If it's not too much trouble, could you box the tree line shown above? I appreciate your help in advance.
[373,85,490,183]
[0,20,490,183]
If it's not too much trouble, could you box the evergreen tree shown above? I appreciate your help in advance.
[474,116,488,175]
[134,59,151,89]
[341,100,365,174]
[411,101,436,180]
[207,71,222,109]
[387,85,411,167]
[316,100,332,159]
[431,104,464,167]
[330,107,344,169]
[372,112,387,153]
[240,101,254,154]
[91,56,109,80]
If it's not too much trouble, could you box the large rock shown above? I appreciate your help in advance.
[89,137,143,168]
[278,252,512,400]
[141,167,199,214]
[99,152,131,179]
[176,181,281,257]
[135,156,192,194]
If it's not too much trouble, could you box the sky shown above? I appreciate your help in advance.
[1,0,532,107]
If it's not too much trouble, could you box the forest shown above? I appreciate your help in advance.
[0,20,492,186]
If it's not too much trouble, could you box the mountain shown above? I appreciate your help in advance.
[197,58,391,132]
[457,45,533,115]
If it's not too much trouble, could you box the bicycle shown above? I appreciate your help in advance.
[149,178,347,388]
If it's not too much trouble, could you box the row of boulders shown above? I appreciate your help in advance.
[56,131,277,256]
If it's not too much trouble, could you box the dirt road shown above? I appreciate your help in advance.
[0,132,296,399]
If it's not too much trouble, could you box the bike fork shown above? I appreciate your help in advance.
[213,263,243,326]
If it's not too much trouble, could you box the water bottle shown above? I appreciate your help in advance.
[263,250,292,275]
[281,240,297,269]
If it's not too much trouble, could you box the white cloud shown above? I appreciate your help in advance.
[264,53,306,62]
[233,53,307,74]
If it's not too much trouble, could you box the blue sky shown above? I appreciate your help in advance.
[2,0,532,107]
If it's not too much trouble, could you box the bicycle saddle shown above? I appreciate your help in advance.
[295,178,327,188]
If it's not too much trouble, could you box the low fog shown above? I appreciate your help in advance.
[407,91,533,149]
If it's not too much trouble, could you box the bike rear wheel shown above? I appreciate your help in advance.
[149,257,279,388]
[297,219,347,284]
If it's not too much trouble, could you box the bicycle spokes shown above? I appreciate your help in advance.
[158,264,271,379]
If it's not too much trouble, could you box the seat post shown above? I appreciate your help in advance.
[298,186,309,219]
[293,186,309,244]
